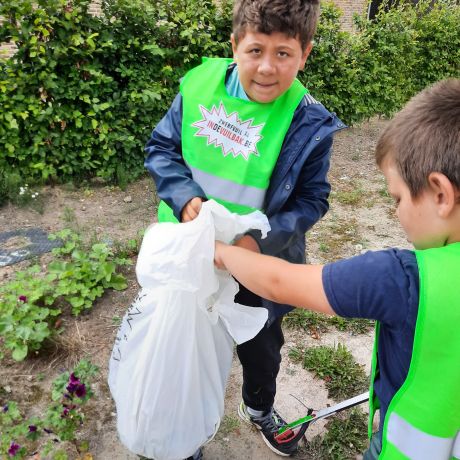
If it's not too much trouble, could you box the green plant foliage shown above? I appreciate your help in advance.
[0,0,232,185]
[48,229,129,315]
[0,360,98,459]
[302,408,368,459]
[301,0,460,124]
[284,309,373,335]
[289,343,369,400]
[0,0,458,179]
[0,229,129,361]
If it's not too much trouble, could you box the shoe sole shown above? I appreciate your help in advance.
[237,403,291,457]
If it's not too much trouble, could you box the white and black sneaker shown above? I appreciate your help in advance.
[238,401,299,456]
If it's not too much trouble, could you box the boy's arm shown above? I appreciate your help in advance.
[144,93,206,221]
[215,241,335,316]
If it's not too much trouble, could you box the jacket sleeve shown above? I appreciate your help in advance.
[144,93,206,221]
[248,133,333,257]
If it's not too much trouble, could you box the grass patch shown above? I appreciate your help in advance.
[289,343,369,400]
[301,408,368,459]
[216,415,240,438]
[331,181,365,206]
[284,310,373,335]
[308,216,362,263]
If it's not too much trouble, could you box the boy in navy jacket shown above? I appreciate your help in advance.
[145,1,344,456]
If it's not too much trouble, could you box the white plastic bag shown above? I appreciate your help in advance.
[108,200,270,460]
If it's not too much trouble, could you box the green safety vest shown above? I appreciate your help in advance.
[368,243,460,459]
[157,57,307,222]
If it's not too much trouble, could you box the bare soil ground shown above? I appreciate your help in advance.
[0,117,410,460]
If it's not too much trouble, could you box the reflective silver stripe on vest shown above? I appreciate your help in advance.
[387,413,459,459]
[453,431,460,458]
[188,166,266,209]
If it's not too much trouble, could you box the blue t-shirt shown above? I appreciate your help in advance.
[322,248,419,433]
[225,65,249,100]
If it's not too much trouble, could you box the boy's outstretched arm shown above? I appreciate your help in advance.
[215,241,335,316]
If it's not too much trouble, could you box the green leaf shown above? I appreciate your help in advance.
[12,344,28,361]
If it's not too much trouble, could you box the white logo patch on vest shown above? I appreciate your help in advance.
[192,102,264,160]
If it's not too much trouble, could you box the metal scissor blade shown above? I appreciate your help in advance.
[278,391,369,434]
[312,391,369,422]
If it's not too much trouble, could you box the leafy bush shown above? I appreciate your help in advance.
[0,0,232,185]
[301,0,460,124]
[0,229,129,361]
[0,0,458,182]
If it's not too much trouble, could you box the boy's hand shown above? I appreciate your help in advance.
[214,240,228,270]
[181,197,203,222]
[233,235,260,253]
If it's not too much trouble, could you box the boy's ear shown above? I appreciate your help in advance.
[299,41,314,71]
[230,33,238,60]
[427,172,458,217]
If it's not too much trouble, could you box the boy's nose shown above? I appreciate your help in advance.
[258,57,275,75]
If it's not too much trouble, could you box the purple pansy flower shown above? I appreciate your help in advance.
[18,295,27,303]
[3,404,8,412]
[75,383,86,398]
[66,373,86,398]
[28,425,37,432]
[8,442,20,456]
[66,373,80,394]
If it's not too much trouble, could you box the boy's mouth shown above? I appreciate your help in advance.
[254,81,277,88]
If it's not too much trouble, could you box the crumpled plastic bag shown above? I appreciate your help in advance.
[108,200,270,460]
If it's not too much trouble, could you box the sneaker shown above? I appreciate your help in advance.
[238,401,299,456]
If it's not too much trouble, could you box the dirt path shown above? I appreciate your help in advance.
[0,117,411,460]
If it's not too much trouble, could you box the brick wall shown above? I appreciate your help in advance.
[88,0,102,16]
[328,0,369,31]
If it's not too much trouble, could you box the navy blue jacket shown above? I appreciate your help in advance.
[145,81,345,325]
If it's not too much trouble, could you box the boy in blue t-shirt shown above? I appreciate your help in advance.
[145,0,344,457]
[215,78,460,459]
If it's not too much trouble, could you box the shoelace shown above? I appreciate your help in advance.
[259,409,285,432]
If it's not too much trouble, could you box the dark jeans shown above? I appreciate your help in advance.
[235,285,284,412]
[363,431,382,460]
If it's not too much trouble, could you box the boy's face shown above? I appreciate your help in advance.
[382,158,445,250]
[231,30,312,103]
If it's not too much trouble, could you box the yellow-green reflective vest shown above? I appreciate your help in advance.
[157,57,307,222]
[369,243,460,459]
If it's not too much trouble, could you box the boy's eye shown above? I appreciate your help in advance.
[278,51,289,58]
[249,48,261,55]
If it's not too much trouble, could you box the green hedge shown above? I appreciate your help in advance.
[0,0,458,186]
[0,0,232,185]
[300,0,460,124]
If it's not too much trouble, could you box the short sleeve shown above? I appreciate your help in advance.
[322,249,419,329]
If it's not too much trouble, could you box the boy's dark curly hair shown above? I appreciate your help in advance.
[232,0,320,51]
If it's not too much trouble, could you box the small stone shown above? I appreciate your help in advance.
[123,196,132,203]
[82,206,86,211]
[4,385,11,393]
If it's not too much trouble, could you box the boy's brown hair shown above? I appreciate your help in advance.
[376,78,460,198]
[232,0,320,51]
